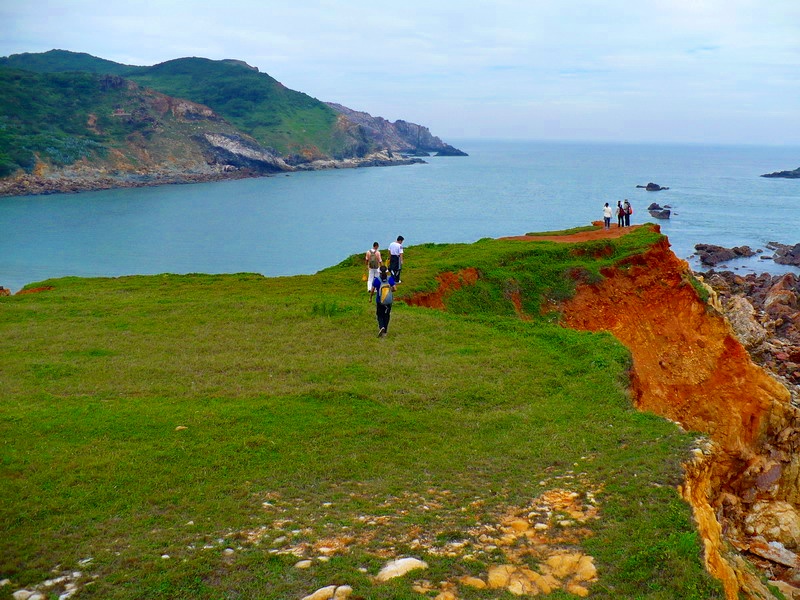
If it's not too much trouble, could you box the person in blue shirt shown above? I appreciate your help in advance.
[369,266,397,337]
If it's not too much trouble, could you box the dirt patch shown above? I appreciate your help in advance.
[500,223,650,243]
[404,268,479,309]
[16,286,54,295]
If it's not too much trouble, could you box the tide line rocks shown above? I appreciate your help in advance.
[694,243,756,266]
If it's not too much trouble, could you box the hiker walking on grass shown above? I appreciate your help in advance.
[365,242,382,292]
[603,203,612,230]
[370,266,396,338]
[388,235,404,283]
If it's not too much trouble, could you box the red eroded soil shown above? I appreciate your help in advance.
[15,286,54,295]
[404,268,479,309]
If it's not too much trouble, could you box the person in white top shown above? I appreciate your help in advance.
[365,242,382,292]
[602,203,612,230]
[388,235,404,283]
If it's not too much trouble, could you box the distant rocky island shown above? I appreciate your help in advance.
[0,50,466,197]
[761,167,800,179]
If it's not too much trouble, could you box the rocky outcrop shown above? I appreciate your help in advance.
[326,103,467,157]
[199,133,291,173]
[636,182,669,191]
[762,168,800,179]
[647,202,671,219]
[694,243,756,266]
[699,270,800,389]
[764,242,800,267]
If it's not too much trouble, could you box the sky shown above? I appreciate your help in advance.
[2,0,799,145]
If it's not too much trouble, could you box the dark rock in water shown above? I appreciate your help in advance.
[761,167,800,179]
[646,202,671,219]
[636,182,670,191]
[694,244,755,266]
[766,242,800,266]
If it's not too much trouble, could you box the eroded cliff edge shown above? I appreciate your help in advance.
[560,237,800,599]
[406,229,800,598]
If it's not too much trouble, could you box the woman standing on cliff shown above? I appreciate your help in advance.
[603,203,612,230]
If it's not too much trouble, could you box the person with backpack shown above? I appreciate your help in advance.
[369,265,397,338]
[623,199,632,226]
[617,201,625,227]
[365,242,382,292]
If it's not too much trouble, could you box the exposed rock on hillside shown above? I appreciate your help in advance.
[326,103,467,156]
[199,133,290,173]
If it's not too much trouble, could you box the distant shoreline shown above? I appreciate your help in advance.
[0,153,427,198]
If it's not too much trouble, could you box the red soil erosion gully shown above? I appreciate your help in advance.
[405,224,800,599]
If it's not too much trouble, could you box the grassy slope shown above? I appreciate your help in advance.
[0,227,723,599]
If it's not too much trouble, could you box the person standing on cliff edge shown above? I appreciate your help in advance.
[623,199,632,227]
[617,201,625,227]
[389,235,404,283]
[603,203,612,230]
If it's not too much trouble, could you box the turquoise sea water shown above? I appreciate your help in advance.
[1,139,799,293]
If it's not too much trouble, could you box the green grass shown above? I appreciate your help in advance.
[0,227,723,598]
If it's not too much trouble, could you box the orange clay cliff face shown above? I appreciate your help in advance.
[561,236,800,600]
[407,228,800,599]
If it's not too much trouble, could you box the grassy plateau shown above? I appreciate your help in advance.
[0,226,723,599]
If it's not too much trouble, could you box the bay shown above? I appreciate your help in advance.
[1,139,799,293]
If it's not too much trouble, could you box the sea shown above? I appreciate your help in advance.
[1,139,798,293]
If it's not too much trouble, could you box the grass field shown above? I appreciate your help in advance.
[0,227,724,599]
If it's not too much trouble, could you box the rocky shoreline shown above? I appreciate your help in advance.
[694,241,800,267]
[699,269,800,397]
[0,151,425,198]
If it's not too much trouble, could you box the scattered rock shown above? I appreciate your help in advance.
[301,585,352,600]
[375,557,428,581]
[294,559,312,569]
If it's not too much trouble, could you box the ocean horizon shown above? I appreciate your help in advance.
[1,139,799,293]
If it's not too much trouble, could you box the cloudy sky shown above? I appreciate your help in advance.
[2,0,799,145]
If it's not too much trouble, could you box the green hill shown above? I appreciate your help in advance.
[0,227,723,599]
[0,50,396,161]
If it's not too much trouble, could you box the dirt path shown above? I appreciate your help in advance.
[500,223,650,243]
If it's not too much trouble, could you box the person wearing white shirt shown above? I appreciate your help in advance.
[388,235,404,283]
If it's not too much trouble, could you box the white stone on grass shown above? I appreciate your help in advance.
[375,557,428,581]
